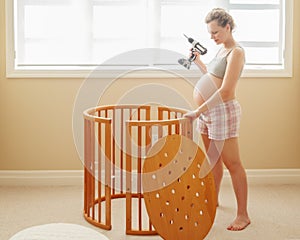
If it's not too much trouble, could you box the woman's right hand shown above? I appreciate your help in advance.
[190,48,200,61]
[190,49,207,73]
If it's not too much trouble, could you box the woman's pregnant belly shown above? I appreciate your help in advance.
[193,73,223,106]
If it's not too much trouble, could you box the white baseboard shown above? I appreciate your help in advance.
[0,170,84,186]
[223,169,300,186]
[0,169,299,186]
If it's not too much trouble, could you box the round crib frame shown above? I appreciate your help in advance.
[83,104,193,235]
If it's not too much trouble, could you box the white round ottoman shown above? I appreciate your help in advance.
[9,223,109,240]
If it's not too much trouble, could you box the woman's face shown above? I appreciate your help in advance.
[207,20,230,45]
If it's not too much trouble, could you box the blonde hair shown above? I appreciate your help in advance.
[205,8,235,32]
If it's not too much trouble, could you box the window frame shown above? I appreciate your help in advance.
[5,0,294,78]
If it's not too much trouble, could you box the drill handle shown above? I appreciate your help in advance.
[188,48,198,62]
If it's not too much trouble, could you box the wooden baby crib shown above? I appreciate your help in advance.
[83,104,193,235]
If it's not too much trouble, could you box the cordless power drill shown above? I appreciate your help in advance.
[178,34,207,69]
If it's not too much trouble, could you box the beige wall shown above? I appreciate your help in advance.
[0,0,299,170]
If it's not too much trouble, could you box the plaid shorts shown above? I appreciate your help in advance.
[197,99,241,140]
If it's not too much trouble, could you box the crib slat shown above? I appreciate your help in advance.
[111,109,115,195]
[105,122,112,228]
[137,125,142,230]
[120,108,124,193]
[90,119,95,220]
[98,121,102,223]
[126,122,132,233]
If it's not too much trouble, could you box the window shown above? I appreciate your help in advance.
[6,0,293,78]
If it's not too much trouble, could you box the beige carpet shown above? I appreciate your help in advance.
[0,183,299,240]
[9,223,109,240]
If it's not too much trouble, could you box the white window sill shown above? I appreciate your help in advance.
[6,64,293,79]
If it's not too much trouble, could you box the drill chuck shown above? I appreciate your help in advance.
[184,34,197,47]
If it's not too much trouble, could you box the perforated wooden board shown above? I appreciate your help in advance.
[142,134,216,240]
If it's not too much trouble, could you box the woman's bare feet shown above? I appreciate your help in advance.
[227,215,251,231]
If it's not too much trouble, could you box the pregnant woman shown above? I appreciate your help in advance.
[184,8,251,231]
